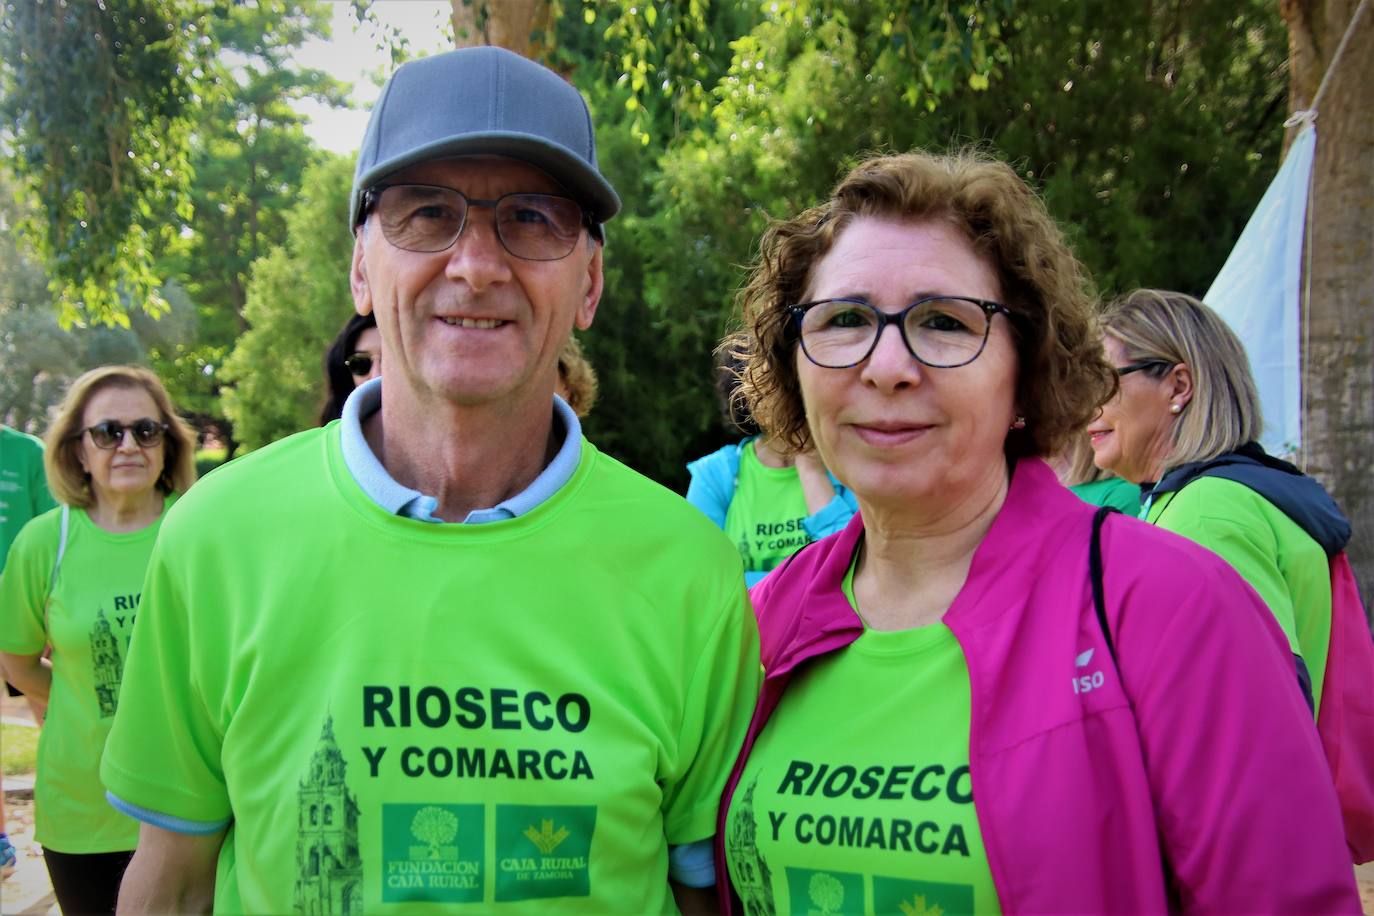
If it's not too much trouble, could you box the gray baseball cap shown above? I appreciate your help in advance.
[349,47,621,230]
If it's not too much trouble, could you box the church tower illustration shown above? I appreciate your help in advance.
[293,716,364,915]
[89,608,123,718]
[725,777,776,915]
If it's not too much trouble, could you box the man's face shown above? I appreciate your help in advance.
[350,157,602,411]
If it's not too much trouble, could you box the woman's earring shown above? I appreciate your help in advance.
[1169,403,1182,414]
[1010,416,1026,429]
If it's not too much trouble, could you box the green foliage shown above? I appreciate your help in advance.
[561,0,1014,485]
[220,155,356,450]
[555,0,1285,487]
[0,720,39,777]
[149,1,345,448]
[0,171,195,434]
[0,0,212,326]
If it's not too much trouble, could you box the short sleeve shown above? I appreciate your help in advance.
[0,514,56,654]
[100,532,232,824]
[660,583,761,845]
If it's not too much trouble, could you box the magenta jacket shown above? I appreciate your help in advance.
[715,459,1359,913]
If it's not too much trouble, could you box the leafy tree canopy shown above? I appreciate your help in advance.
[0,0,212,326]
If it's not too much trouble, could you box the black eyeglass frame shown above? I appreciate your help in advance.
[358,183,598,261]
[343,353,375,377]
[77,418,169,449]
[1115,359,1174,378]
[788,296,1016,370]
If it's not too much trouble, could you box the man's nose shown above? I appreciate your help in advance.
[444,206,514,289]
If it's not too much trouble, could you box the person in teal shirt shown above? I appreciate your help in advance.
[1,425,57,572]
[1,425,59,874]
[687,354,858,586]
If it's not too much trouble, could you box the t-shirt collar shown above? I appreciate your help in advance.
[338,376,582,524]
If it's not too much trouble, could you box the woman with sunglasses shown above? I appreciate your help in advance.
[319,312,381,425]
[1093,290,1372,859]
[714,151,1357,913]
[0,365,197,914]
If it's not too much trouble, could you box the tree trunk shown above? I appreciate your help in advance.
[1281,0,1374,604]
[449,0,554,61]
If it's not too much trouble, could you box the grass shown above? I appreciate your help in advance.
[1,720,39,777]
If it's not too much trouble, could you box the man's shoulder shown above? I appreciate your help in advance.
[167,427,334,527]
[1,426,44,456]
[582,443,741,551]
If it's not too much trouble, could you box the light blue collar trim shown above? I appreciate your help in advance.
[338,377,582,524]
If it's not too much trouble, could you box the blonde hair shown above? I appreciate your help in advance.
[1100,289,1262,470]
[725,149,1116,460]
[44,366,198,507]
[1059,431,1110,487]
[556,336,599,418]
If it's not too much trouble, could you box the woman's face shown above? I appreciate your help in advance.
[349,327,383,383]
[796,217,1019,510]
[77,385,167,504]
[1088,336,1179,483]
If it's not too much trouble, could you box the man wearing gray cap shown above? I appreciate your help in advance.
[101,47,759,913]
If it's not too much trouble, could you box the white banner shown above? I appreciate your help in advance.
[1205,124,1315,456]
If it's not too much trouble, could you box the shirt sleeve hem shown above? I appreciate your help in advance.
[667,838,716,887]
[106,791,230,835]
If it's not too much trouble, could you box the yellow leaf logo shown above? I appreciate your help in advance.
[523,818,570,855]
[899,895,944,916]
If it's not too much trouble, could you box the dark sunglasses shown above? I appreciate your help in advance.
[80,418,168,449]
[1115,359,1173,377]
[344,353,375,377]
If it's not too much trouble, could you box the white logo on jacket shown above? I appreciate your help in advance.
[1072,647,1105,695]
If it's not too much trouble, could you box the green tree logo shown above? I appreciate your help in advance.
[808,872,844,915]
[410,806,459,859]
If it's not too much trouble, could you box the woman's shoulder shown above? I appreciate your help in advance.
[685,439,745,482]
[6,504,65,554]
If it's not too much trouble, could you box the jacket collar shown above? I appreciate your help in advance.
[763,458,1075,678]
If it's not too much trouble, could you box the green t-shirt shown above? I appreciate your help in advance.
[101,427,761,914]
[1,425,57,574]
[0,503,166,853]
[724,442,813,576]
[1069,476,1141,515]
[725,554,999,915]
[1147,477,1332,713]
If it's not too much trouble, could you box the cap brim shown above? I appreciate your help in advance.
[351,132,621,227]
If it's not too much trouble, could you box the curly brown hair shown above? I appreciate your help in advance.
[724,149,1116,461]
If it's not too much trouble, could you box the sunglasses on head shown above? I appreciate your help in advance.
[80,418,168,449]
[344,353,375,377]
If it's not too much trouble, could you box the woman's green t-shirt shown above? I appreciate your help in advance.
[723,442,813,576]
[0,502,168,852]
[724,552,1000,914]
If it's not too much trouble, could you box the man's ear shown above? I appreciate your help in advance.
[350,231,373,316]
[574,241,604,331]
[1168,362,1194,408]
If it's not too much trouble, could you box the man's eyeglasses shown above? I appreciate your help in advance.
[1115,359,1173,377]
[79,418,168,449]
[789,296,1014,369]
[343,353,375,377]
[360,184,591,261]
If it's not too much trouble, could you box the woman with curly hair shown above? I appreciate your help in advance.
[713,151,1356,913]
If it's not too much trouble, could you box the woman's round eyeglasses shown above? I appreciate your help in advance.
[789,296,1014,369]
